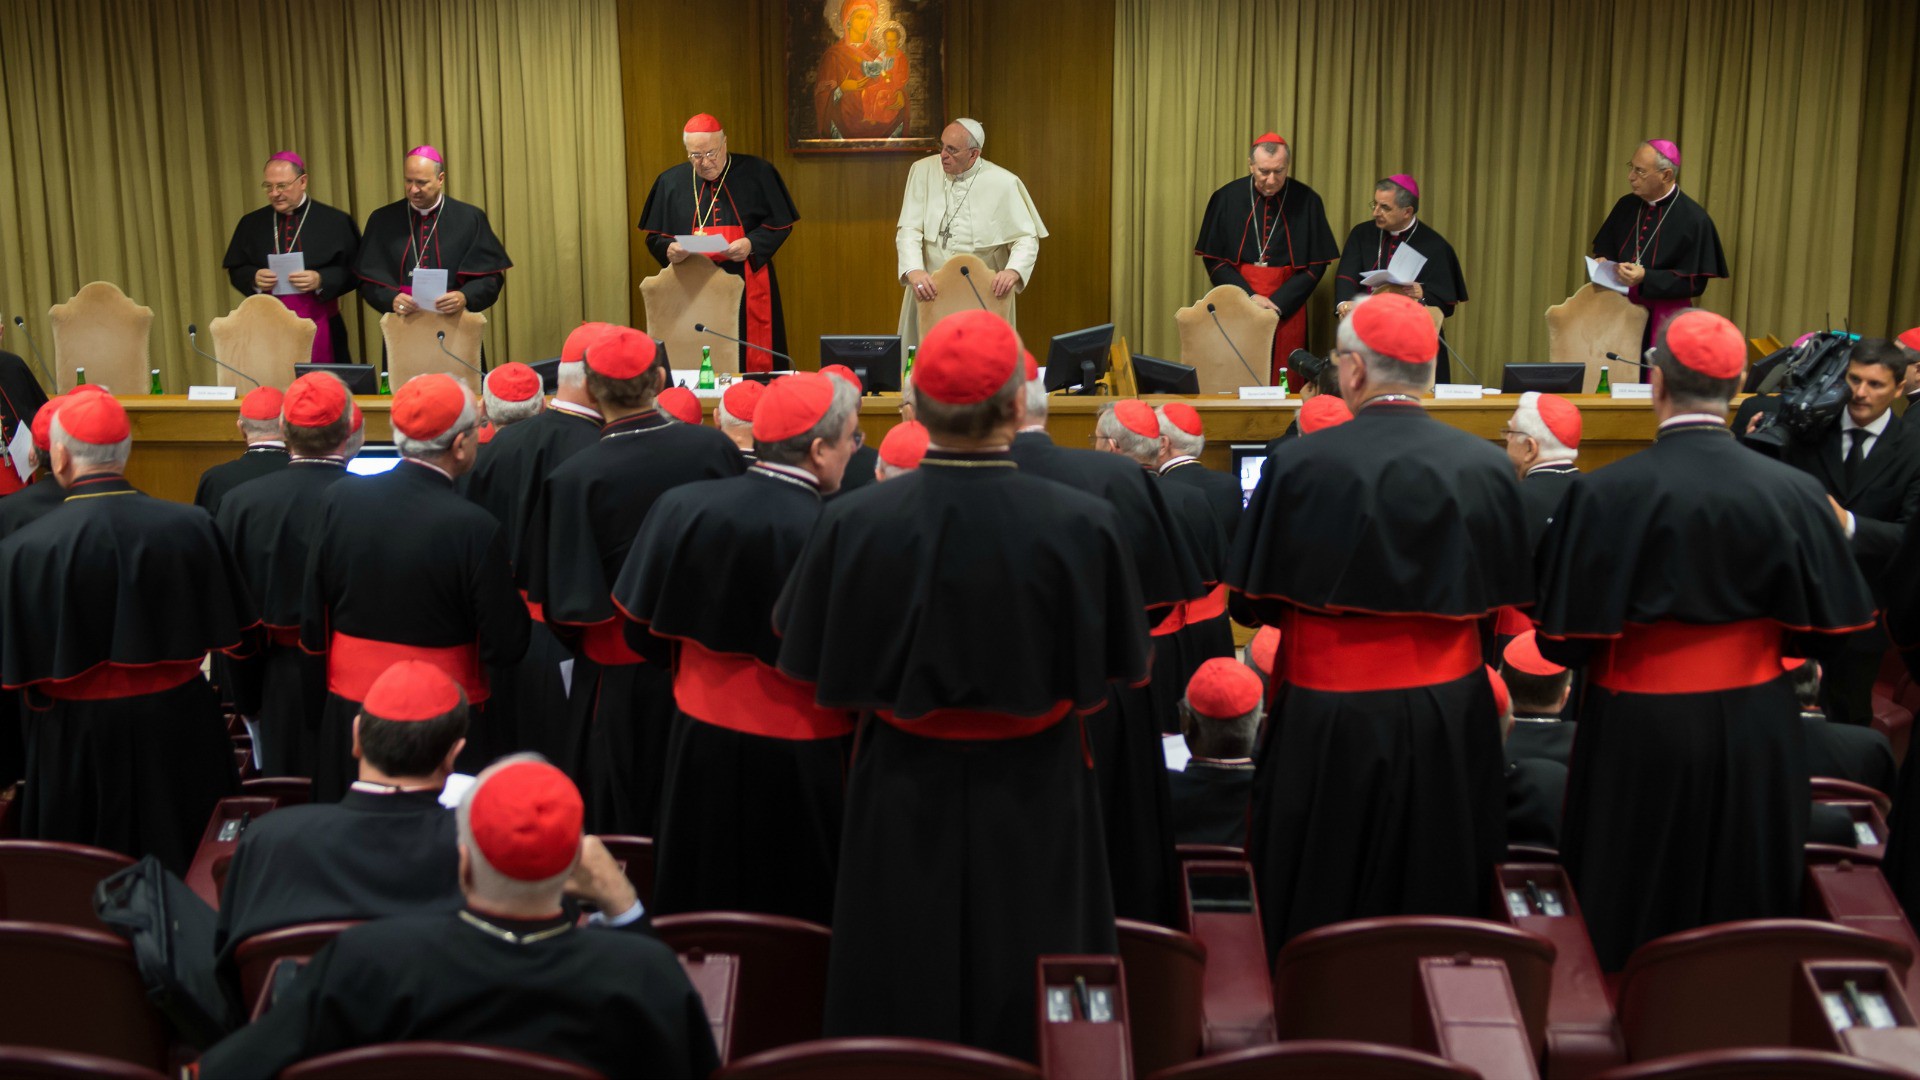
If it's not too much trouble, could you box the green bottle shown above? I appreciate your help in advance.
[379,367,392,395]
[74,367,87,386]
[149,368,163,395]
[905,345,916,380]
[1277,369,1290,395]
[1596,366,1611,394]
[697,345,715,390]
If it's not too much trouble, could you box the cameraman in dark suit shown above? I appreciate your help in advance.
[1778,338,1920,725]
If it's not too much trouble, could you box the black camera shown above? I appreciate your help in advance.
[1742,332,1855,452]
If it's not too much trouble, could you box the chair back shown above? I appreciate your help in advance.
[48,282,153,393]
[232,918,363,1012]
[280,1041,601,1079]
[640,256,745,375]
[0,840,134,931]
[184,795,282,909]
[1176,285,1276,393]
[1591,1046,1920,1079]
[652,911,831,1061]
[1615,918,1913,1061]
[1545,284,1647,392]
[1803,861,1920,1012]
[0,1047,168,1079]
[0,921,170,1069]
[210,294,316,390]
[715,1036,1042,1079]
[381,310,487,395]
[1116,918,1206,1075]
[915,254,1013,340]
[1146,1039,1476,1079]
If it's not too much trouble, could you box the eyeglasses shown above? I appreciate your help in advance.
[939,143,977,158]
[852,429,866,448]
[260,181,301,193]
[1627,164,1655,179]
[687,149,724,163]
[1499,428,1528,441]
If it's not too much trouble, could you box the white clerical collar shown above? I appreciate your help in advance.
[550,400,603,422]
[1526,461,1577,476]
[1646,184,1678,208]
[1158,455,1199,474]
[1659,412,1727,430]
[1389,217,1418,238]
[1842,408,1892,437]
[350,780,442,795]
[280,196,309,216]
[248,440,287,451]
[414,195,444,217]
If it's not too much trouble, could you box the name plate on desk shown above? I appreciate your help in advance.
[187,385,239,401]
[1610,383,1654,400]
[1432,384,1484,399]
[1238,386,1288,402]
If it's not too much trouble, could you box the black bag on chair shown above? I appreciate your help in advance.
[93,855,233,1047]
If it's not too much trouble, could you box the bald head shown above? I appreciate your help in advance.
[404,154,445,210]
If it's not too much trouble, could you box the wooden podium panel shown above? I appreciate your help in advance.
[210,295,315,390]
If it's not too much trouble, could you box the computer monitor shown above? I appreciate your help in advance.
[1132,354,1200,394]
[1499,363,1587,395]
[819,335,903,393]
[1044,323,1115,394]
[1229,443,1269,509]
[345,443,403,476]
[528,357,562,394]
[296,363,378,395]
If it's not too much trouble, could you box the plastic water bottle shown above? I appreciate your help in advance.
[698,346,715,390]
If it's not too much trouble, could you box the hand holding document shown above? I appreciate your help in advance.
[1359,243,1428,289]
[410,268,449,307]
[675,233,729,255]
[267,252,305,296]
[1586,256,1630,295]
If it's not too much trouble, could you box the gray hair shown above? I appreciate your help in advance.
[1158,407,1203,457]
[51,414,132,470]
[240,416,282,441]
[756,377,860,466]
[394,382,480,459]
[483,385,543,429]
[1095,404,1162,466]
[1335,296,1437,390]
[716,399,751,430]
[875,460,906,481]
[456,752,579,909]
[1510,392,1578,464]
[1647,144,1679,180]
[556,359,587,390]
[1022,375,1049,421]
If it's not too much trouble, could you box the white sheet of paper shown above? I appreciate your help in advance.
[7,422,33,483]
[1360,243,1428,288]
[1586,256,1630,295]
[410,267,449,307]
[675,233,729,254]
[439,773,477,809]
[1162,734,1192,773]
[268,252,305,296]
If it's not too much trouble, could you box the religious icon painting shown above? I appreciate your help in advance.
[786,0,946,152]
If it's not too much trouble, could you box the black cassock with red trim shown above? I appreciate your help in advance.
[637,153,799,366]
[354,195,512,315]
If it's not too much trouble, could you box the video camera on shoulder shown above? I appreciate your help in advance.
[1742,331,1858,453]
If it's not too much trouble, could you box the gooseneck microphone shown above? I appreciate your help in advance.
[958,265,990,310]
[436,330,482,376]
[693,323,797,367]
[187,324,262,387]
[8,315,56,388]
[1207,304,1264,386]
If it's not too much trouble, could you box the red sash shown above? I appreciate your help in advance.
[1279,608,1482,692]
[878,700,1074,742]
[699,224,773,372]
[279,292,340,364]
[674,640,853,741]
[327,631,487,704]
[1240,262,1308,385]
[576,617,646,667]
[1587,619,1782,695]
[25,659,201,701]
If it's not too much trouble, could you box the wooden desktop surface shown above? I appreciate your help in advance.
[119,393,1666,505]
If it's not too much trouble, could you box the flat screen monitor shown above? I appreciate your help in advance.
[819,335,903,393]
[345,443,403,477]
[296,363,377,395]
[1133,353,1200,395]
[1228,443,1268,509]
[1044,323,1115,394]
[1499,363,1587,395]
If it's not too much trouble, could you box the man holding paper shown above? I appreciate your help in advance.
[1334,175,1469,383]
[1589,139,1727,347]
[355,145,513,318]
[223,151,362,364]
[638,114,800,371]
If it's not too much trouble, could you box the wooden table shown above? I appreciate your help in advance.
[119,392,1666,504]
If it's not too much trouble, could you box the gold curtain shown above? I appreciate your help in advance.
[1113,0,1920,368]
[0,0,628,391]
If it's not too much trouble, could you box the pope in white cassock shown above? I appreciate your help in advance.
[895,117,1048,344]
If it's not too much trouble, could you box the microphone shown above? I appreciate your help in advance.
[1207,304,1264,387]
[187,324,261,388]
[8,315,56,388]
[957,265,989,310]
[436,330,482,376]
[1603,351,1647,377]
[692,323,797,367]
[1438,333,1479,385]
